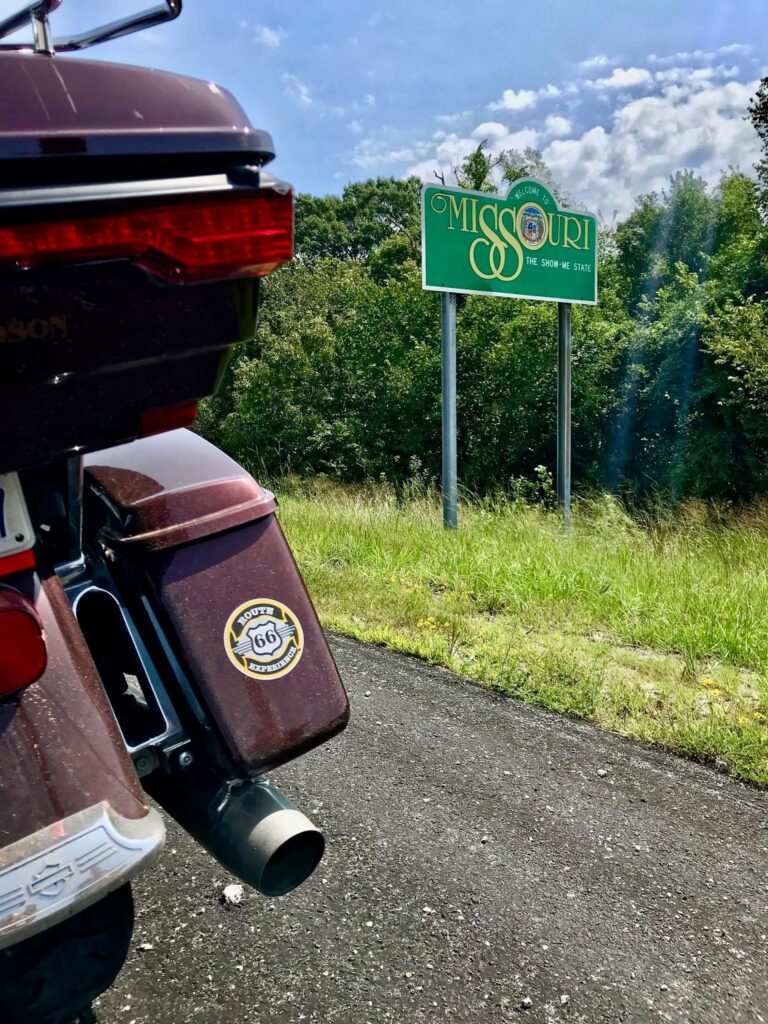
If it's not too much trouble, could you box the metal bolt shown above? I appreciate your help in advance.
[14,533,24,543]
[135,755,152,774]
[177,750,194,769]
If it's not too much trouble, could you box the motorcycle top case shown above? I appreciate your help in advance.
[84,430,349,776]
[0,53,285,476]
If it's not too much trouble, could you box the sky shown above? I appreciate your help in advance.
[3,0,768,220]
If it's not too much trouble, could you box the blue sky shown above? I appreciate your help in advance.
[4,0,768,218]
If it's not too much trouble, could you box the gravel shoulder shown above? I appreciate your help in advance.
[96,635,768,1024]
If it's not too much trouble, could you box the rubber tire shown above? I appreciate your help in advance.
[0,884,134,1024]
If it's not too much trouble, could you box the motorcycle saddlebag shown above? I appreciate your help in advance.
[83,430,349,776]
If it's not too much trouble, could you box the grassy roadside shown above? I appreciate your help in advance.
[276,482,768,785]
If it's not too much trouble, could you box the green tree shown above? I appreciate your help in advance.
[748,76,768,210]
[446,140,564,199]
[452,141,502,191]
[198,158,768,505]
[615,173,717,313]
[499,146,566,201]
[295,177,421,262]
[614,193,664,312]
[709,172,768,299]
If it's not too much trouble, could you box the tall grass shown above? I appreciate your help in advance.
[277,483,768,784]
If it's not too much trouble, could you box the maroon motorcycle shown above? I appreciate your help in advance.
[0,3,349,1021]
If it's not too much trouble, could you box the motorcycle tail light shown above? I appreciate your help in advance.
[0,188,293,284]
[0,587,47,696]
[139,401,199,437]
[0,548,36,580]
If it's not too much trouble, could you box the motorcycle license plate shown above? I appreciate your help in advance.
[0,472,34,558]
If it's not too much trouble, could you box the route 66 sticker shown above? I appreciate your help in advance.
[224,599,304,680]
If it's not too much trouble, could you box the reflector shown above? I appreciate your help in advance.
[0,586,47,696]
[0,189,294,284]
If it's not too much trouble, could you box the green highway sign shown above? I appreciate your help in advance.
[421,179,598,305]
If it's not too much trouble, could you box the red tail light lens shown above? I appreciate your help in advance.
[0,189,294,284]
[139,401,199,437]
[0,548,37,580]
[0,587,47,696]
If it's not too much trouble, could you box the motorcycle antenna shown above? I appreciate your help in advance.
[0,0,182,54]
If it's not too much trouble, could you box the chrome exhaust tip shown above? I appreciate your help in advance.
[148,771,324,896]
[216,780,325,897]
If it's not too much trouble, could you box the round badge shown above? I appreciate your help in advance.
[224,599,304,680]
[516,202,548,250]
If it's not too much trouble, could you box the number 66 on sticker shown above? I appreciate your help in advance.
[224,599,304,681]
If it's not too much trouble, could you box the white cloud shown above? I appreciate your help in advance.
[395,69,759,224]
[282,73,313,108]
[489,88,537,112]
[590,66,654,90]
[544,114,572,138]
[648,44,751,68]
[345,42,759,226]
[472,121,510,140]
[350,94,378,114]
[654,66,698,86]
[717,43,752,56]
[542,79,761,219]
[654,63,741,91]
[252,24,284,47]
[579,54,618,71]
[648,49,714,66]
[347,120,364,134]
[488,83,562,112]
[350,127,433,169]
[435,111,472,125]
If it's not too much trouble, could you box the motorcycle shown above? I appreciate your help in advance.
[0,3,350,1021]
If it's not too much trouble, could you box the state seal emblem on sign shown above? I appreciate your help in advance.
[517,203,548,249]
[224,599,304,680]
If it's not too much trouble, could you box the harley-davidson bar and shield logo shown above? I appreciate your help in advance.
[224,599,304,680]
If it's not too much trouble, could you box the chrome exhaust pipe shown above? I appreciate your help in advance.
[147,770,324,897]
[211,778,325,897]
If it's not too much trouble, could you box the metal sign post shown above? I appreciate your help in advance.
[441,291,458,529]
[557,302,572,532]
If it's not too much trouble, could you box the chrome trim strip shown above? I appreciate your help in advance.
[0,802,164,949]
[0,170,284,211]
[0,172,235,210]
[69,582,184,758]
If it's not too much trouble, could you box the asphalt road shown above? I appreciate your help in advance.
[95,635,768,1024]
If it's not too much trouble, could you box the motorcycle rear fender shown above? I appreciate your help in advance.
[84,430,350,777]
[0,567,164,949]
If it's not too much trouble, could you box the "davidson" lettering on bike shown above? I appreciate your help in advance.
[0,315,68,344]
